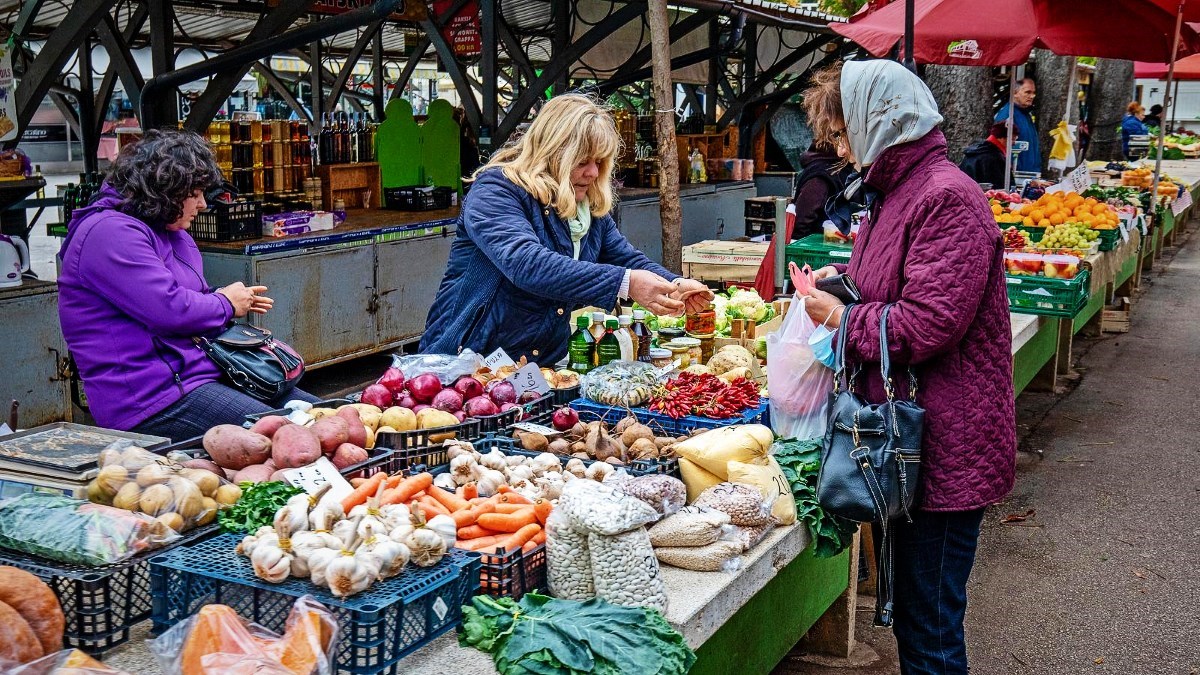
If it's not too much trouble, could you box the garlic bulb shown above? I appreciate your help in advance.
[450,455,477,485]
[349,480,410,535]
[405,501,448,567]
[505,454,525,467]
[564,458,587,478]
[433,473,457,491]
[531,452,561,473]
[388,523,415,542]
[506,465,534,482]
[479,449,507,470]
[251,521,294,583]
[475,468,506,497]
[425,514,458,550]
[308,495,345,531]
[584,462,614,482]
[331,518,357,543]
[325,543,374,597]
[307,547,340,587]
[236,526,277,556]
[276,484,332,535]
[444,439,477,461]
[360,524,411,578]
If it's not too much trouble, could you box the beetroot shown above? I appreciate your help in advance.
[394,392,417,409]
[431,388,464,413]
[487,380,518,405]
[408,373,443,404]
[453,375,485,401]
[361,384,393,409]
[377,366,406,394]
[464,396,500,417]
[552,407,580,431]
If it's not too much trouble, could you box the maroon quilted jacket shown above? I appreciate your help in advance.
[833,129,1016,512]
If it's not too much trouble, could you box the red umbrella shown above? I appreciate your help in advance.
[1136,50,1200,79]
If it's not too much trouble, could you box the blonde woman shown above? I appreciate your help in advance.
[421,94,712,363]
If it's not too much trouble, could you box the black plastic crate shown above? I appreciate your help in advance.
[190,200,262,242]
[473,544,547,600]
[473,391,556,434]
[744,197,777,219]
[745,218,774,238]
[383,185,453,211]
[480,433,675,479]
[552,385,581,406]
[149,535,480,674]
[0,525,219,657]
[157,436,394,480]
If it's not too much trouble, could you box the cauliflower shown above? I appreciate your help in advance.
[726,288,769,323]
[712,294,731,335]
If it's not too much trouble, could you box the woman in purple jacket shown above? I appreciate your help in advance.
[58,129,317,441]
[800,61,1017,674]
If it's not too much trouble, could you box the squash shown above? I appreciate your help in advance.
[0,566,64,655]
[0,598,43,664]
[179,601,334,675]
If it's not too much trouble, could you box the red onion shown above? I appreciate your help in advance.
[407,373,443,404]
[552,407,579,431]
[487,380,518,405]
[499,402,525,420]
[361,384,393,409]
[431,388,464,413]
[518,390,541,404]
[453,410,467,422]
[464,396,500,417]
[377,366,406,394]
[394,392,417,409]
[453,375,485,400]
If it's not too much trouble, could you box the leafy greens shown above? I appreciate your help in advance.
[773,438,859,558]
[216,481,302,534]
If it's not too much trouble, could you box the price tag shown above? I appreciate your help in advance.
[482,348,516,370]
[1046,164,1092,194]
[282,457,353,508]
[506,362,551,396]
[653,359,682,379]
[511,421,559,436]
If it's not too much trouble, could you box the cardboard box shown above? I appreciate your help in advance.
[262,211,336,237]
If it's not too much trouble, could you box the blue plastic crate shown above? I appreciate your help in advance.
[569,397,769,436]
[149,534,481,674]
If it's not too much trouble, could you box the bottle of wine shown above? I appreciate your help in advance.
[318,113,333,166]
[349,112,360,163]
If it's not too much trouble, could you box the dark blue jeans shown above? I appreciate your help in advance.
[131,381,320,442]
[875,508,986,675]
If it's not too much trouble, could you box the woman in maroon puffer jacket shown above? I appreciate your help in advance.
[801,60,1016,675]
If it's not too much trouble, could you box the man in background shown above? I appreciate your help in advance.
[995,78,1040,175]
[959,122,1018,188]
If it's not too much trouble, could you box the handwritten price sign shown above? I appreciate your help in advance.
[283,457,353,509]
[505,363,551,396]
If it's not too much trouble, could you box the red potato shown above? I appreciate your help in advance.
[311,417,351,454]
[233,463,276,483]
[182,458,224,477]
[263,457,277,471]
[331,443,369,470]
[202,425,271,470]
[337,408,368,447]
[270,469,290,482]
[249,415,291,438]
[271,424,322,468]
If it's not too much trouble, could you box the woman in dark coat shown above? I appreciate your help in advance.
[801,60,1016,675]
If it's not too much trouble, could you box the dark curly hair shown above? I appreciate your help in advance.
[107,129,223,226]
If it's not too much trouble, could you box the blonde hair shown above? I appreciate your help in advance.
[477,94,621,218]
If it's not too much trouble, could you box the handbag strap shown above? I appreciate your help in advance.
[878,305,918,401]
[831,303,855,393]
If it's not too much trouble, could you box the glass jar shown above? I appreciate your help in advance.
[688,332,715,365]
[649,347,673,369]
[685,307,716,334]
[658,327,685,343]
[664,342,691,369]
[671,337,702,367]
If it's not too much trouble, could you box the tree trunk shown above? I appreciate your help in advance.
[923,65,994,165]
[1087,59,1135,162]
[1032,49,1074,174]
[647,0,682,273]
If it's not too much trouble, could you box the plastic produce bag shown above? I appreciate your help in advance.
[544,508,595,601]
[0,492,177,566]
[389,350,481,385]
[1,649,133,675]
[766,295,833,440]
[148,595,338,675]
[580,361,665,407]
[693,482,775,528]
[89,444,229,534]
[607,472,688,518]
[557,478,659,536]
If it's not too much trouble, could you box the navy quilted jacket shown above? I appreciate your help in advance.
[834,129,1016,512]
[421,169,677,364]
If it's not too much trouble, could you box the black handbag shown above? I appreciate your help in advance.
[817,304,924,627]
[195,323,305,402]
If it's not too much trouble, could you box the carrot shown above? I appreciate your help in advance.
[498,491,533,505]
[457,524,500,539]
[532,499,553,525]
[341,471,387,512]
[467,497,489,505]
[427,485,470,513]
[462,483,479,500]
[493,502,529,514]
[477,509,537,533]
[384,473,407,489]
[380,472,433,506]
[452,500,496,528]
[522,541,538,553]
[531,529,547,545]
[350,477,366,488]
[418,495,451,517]
[458,535,506,551]
[501,523,541,551]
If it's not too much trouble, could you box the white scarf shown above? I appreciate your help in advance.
[840,60,943,170]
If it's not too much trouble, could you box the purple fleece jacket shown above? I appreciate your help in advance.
[57,186,234,430]
[834,129,1017,512]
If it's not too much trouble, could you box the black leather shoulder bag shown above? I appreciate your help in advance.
[817,303,924,627]
[195,324,305,402]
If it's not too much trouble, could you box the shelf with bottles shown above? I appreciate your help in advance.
[314,111,378,167]
[675,128,739,183]
[205,119,314,200]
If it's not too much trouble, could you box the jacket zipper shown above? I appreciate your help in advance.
[152,337,186,396]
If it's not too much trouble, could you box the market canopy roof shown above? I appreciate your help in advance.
[1136,50,1200,79]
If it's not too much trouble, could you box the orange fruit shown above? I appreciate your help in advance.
[1030,209,1045,222]
[991,203,1003,215]
[1038,219,1052,228]
[1023,216,1035,227]
[1049,213,1065,225]
[1019,205,1034,216]
[1092,203,1108,215]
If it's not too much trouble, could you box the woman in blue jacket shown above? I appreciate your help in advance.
[421,94,712,364]
[1122,102,1149,159]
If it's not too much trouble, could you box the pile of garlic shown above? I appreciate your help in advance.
[236,482,453,597]
[433,440,618,503]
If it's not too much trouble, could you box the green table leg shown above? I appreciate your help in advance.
[1012,317,1059,396]
[1072,291,1106,335]
[689,547,851,675]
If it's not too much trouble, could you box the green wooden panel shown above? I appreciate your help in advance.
[689,546,850,675]
[1072,290,1105,334]
[377,98,422,188]
[1162,209,1176,236]
[420,98,462,193]
[1115,246,1139,288]
[1012,318,1058,397]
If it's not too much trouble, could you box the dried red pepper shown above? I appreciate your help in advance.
[649,372,760,419]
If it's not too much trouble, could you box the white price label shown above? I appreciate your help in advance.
[282,457,353,507]
[653,359,682,379]
[511,421,559,436]
[505,362,551,396]
[1046,164,1092,195]
[482,348,516,370]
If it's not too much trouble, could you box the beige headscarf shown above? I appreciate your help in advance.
[840,60,943,170]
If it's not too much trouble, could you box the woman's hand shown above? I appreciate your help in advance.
[670,278,715,314]
[812,265,839,281]
[218,282,273,318]
[629,270,685,316]
[803,288,845,327]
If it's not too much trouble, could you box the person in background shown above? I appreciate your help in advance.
[421,94,713,364]
[994,77,1039,174]
[454,106,482,181]
[1142,104,1163,130]
[958,122,1018,188]
[1122,102,1150,160]
[802,59,1016,675]
[753,142,852,300]
[57,129,318,441]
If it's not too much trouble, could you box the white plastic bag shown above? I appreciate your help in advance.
[766,295,833,440]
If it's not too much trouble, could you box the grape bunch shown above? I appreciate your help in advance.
[1036,222,1099,250]
[1002,226,1027,249]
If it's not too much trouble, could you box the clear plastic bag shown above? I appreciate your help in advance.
[766,295,833,440]
[654,540,743,572]
[580,361,665,407]
[693,482,774,527]
[729,520,777,551]
[389,350,482,386]
[557,477,659,535]
[608,473,688,518]
[588,529,668,613]
[1,649,133,675]
[89,444,229,534]
[544,507,594,601]
[648,506,732,548]
[148,595,338,675]
[0,492,177,566]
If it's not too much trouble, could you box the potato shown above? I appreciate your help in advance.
[97,447,123,468]
[182,458,224,477]
[416,408,459,443]
[331,443,369,470]
[517,431,549,453]
[139,484,174,517]
[202,425,272,470]
[233,464,277,483]
[308,407,337,420]
[180,468,221,498]
[112,482,142,511]
[196,498,218,526]
[363,425,375,450]
[215,483,243,506]
[270,469,290,482]
[336,408,367,444]
[380,406,417,432]
[248,415,291,438]
[311,417,351,454]
[347,403,383,419]
[94,465,130,497]
[170,478,205,520]
[271,424,322,468]
[156,512,185,533]
[86,480,113,505]
[136,464,171,488]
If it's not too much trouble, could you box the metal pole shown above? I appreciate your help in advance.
[1169,78,1181,130]
[1004,69,1016,193]
[1150,2,1184,211]
[772,196,788,295]
[903,0,916,73]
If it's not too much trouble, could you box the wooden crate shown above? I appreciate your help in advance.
[676,129,739,178]
[682,239,768,284]
[316,162,382,210]
[1101,296,1132,333]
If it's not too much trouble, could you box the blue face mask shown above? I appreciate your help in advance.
[808,323,837,369]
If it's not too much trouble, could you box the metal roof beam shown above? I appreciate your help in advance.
[250,61,310,122]
[324,19,386,112]
[717,32,833,129]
